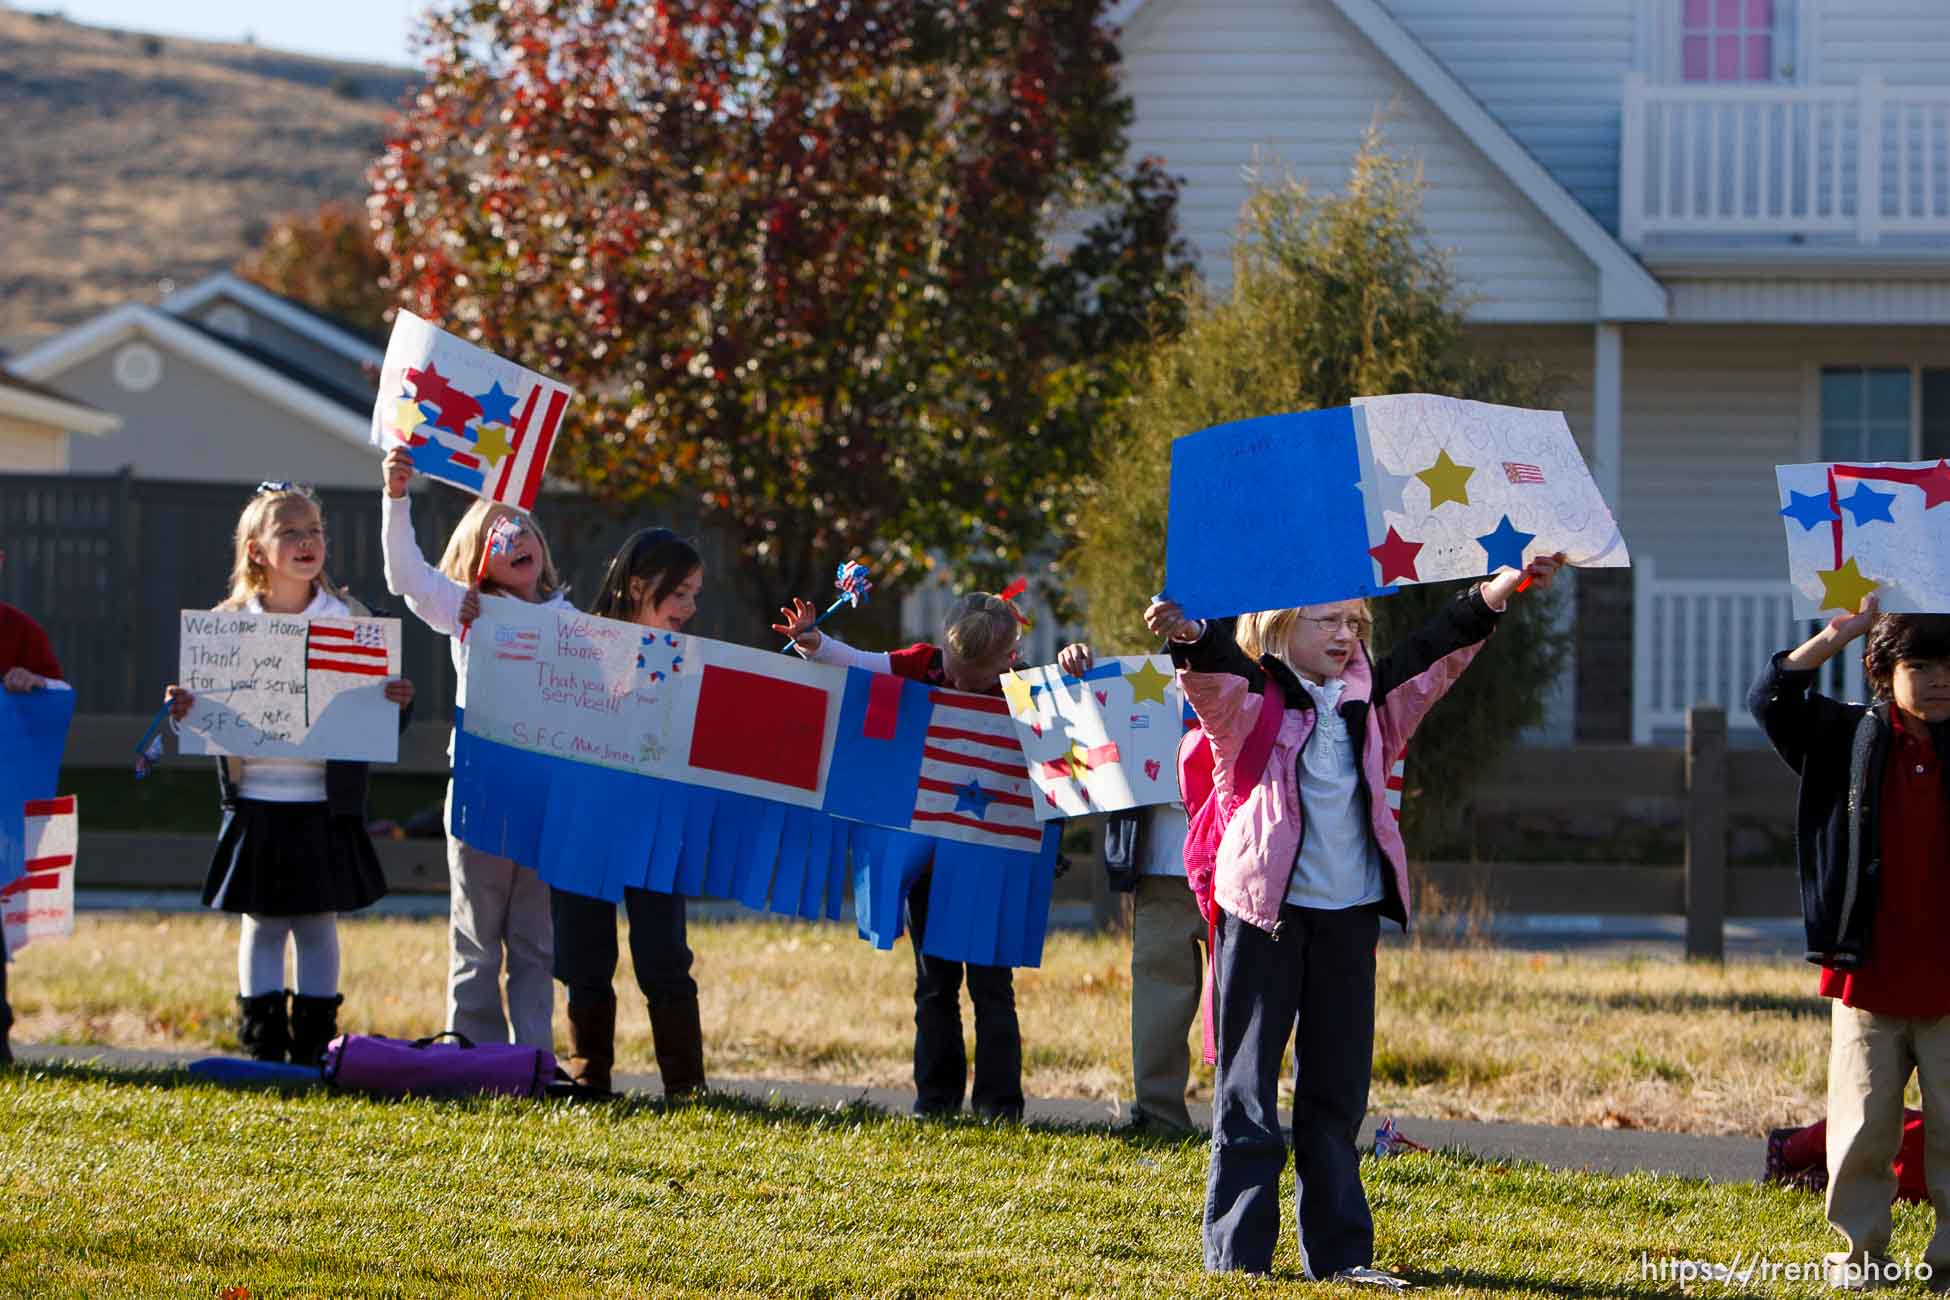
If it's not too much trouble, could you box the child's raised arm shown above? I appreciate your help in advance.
[1749,595,1876,773]
[381,448,469,637]
[772,597,892,673]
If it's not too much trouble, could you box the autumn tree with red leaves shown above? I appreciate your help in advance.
[239,202,392,340]
[369,0,1189,622]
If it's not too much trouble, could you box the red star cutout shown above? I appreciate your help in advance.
[1919,460,1950,510]
[404,361,457,409]
[1367,526,1423,584]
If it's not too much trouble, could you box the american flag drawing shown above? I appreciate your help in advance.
[911,690,1045,850]
[371,311,575,512]
[1,795,77,951]
[495,625,542,663]
[1502,461,1546,485]
[304,619,393,726]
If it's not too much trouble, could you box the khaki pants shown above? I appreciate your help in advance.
[1131,873,1206,1132]
[1825,1001,1950,1273]
[446,831,556,1050]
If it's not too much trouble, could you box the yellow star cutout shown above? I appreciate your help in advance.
[392,398,426,441]
[1816,556,1881,614]
[473,422,514,466]
[1065,741,1092,782]
[1417,449,1476,509]
[1124,659,1172,706]
[1000,670,1036,720]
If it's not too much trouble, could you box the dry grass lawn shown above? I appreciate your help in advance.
[7,912,1845,1136]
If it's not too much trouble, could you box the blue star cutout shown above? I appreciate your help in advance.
[954,778,994,820]
[1839,483,1897,526]
[474,380,520,427]
[1475,515,1536,574]
[405,436,484,493]
[1779,489,1842,531]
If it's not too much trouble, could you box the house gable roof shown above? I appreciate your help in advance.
[1108,0,1668,320]
[0,372,121,436]
[5,303,371,452]
[162,272,385,364]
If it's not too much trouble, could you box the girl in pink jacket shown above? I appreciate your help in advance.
[1145,554,1560,1285]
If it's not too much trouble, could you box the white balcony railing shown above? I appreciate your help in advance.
[1621,73,1950,248]
[1632,556,1866,745]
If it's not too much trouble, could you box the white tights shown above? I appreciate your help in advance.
[238,913,340,997]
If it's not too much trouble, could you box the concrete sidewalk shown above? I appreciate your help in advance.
[14,1041,1763,1185]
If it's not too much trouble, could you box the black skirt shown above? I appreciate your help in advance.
[202,800,388,916]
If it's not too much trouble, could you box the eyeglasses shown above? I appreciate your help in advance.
[1298,614,1373,637]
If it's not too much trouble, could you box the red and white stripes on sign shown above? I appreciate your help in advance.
[2,796,78,950]
[911,690,1045,850]
[306,620,391,677]
[1385,755,1406,823]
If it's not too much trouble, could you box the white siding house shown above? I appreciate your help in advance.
[1111,0,1950,744]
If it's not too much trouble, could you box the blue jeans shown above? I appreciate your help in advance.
[1204,903,1379,1277]
[550,885,696,1010]
[907,868,1023,1118]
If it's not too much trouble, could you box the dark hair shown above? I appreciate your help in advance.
[589,527,702,621]
[1863,613,1950,699]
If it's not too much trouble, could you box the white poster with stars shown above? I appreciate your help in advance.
[999,656,1189,819]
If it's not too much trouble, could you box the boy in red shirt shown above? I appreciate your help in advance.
[1751,597,1950,1290]
[1,543,67,1065]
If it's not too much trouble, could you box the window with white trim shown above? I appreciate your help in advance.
[1819,366,1950,462]
[1681,0,1778,83]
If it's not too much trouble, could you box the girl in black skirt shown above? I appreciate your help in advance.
[164,483,415,1065]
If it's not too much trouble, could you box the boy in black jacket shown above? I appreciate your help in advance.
[1750,596,1950,1290]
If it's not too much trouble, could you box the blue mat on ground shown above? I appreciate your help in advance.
[450,722,1061,967]
[187,1057,324,1087]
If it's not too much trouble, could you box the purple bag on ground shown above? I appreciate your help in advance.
[321,1031,555,1100]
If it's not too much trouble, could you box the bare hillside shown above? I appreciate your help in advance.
[0,9,415,347]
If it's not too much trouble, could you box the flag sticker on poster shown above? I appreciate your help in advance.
[370,310,575,511]
[177,611,402,762]
[1776,459,1950,614]
[1,796,77,951]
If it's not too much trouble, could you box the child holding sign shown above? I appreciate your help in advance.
[774,591,1032,1120]
[550,527,709,1097]
[1750,599,1950,1289]
[1149,554,1560,1283]
[382,447,570,1055]
[1,541,70,1066]
[165,484,415,1064]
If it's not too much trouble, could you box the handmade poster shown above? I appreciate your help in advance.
[0,687,73,890]
[176,611,402,763]
[1777,460,1950,615]
[455,597,1059,967]
[1162,396,1626,618]
[2,796,77,951]
[1001,656,1188,818]
[369,310,575,511]
[1353,394,1629,586]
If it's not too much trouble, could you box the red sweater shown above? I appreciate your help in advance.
[0,603,62,680]
[1819,710,1950,1017]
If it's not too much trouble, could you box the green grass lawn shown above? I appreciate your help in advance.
[1,1061,1935,1298]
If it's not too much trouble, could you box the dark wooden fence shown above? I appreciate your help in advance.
[0,470,768,718]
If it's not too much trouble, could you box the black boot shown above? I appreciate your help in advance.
[236,991,290,1062]
[648,995,706,1098]
[288,993,344,1067]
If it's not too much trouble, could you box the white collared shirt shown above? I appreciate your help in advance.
[1283,672,1383,911]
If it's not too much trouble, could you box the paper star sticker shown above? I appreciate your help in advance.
[474,380,520,427]
[999,670,1035,719]
[1817,556,1880,614]
[1475,515,1536,573]
[954,778,994,819]
[1839,483,1897,526]
[1417,449,1476,509]
[427,385,485,437]
[1367,526,1423,584]
[1065,742,1091,781]
[391,396,428,442]
[1779,489,1841,531]
[1919,460,1950,510]
[1124,660,1172,706]
[473,422,514,467]
[404,361,457,409]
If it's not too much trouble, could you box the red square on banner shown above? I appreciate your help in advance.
[688,665,828,791]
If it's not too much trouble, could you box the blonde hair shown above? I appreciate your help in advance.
[942,592,1023,664]
[438,498,563,598]
[1235,600,1372,662]
[218,485,345,610]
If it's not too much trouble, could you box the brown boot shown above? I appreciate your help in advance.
[648,995,706,1098]
[565,993,617,1094]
